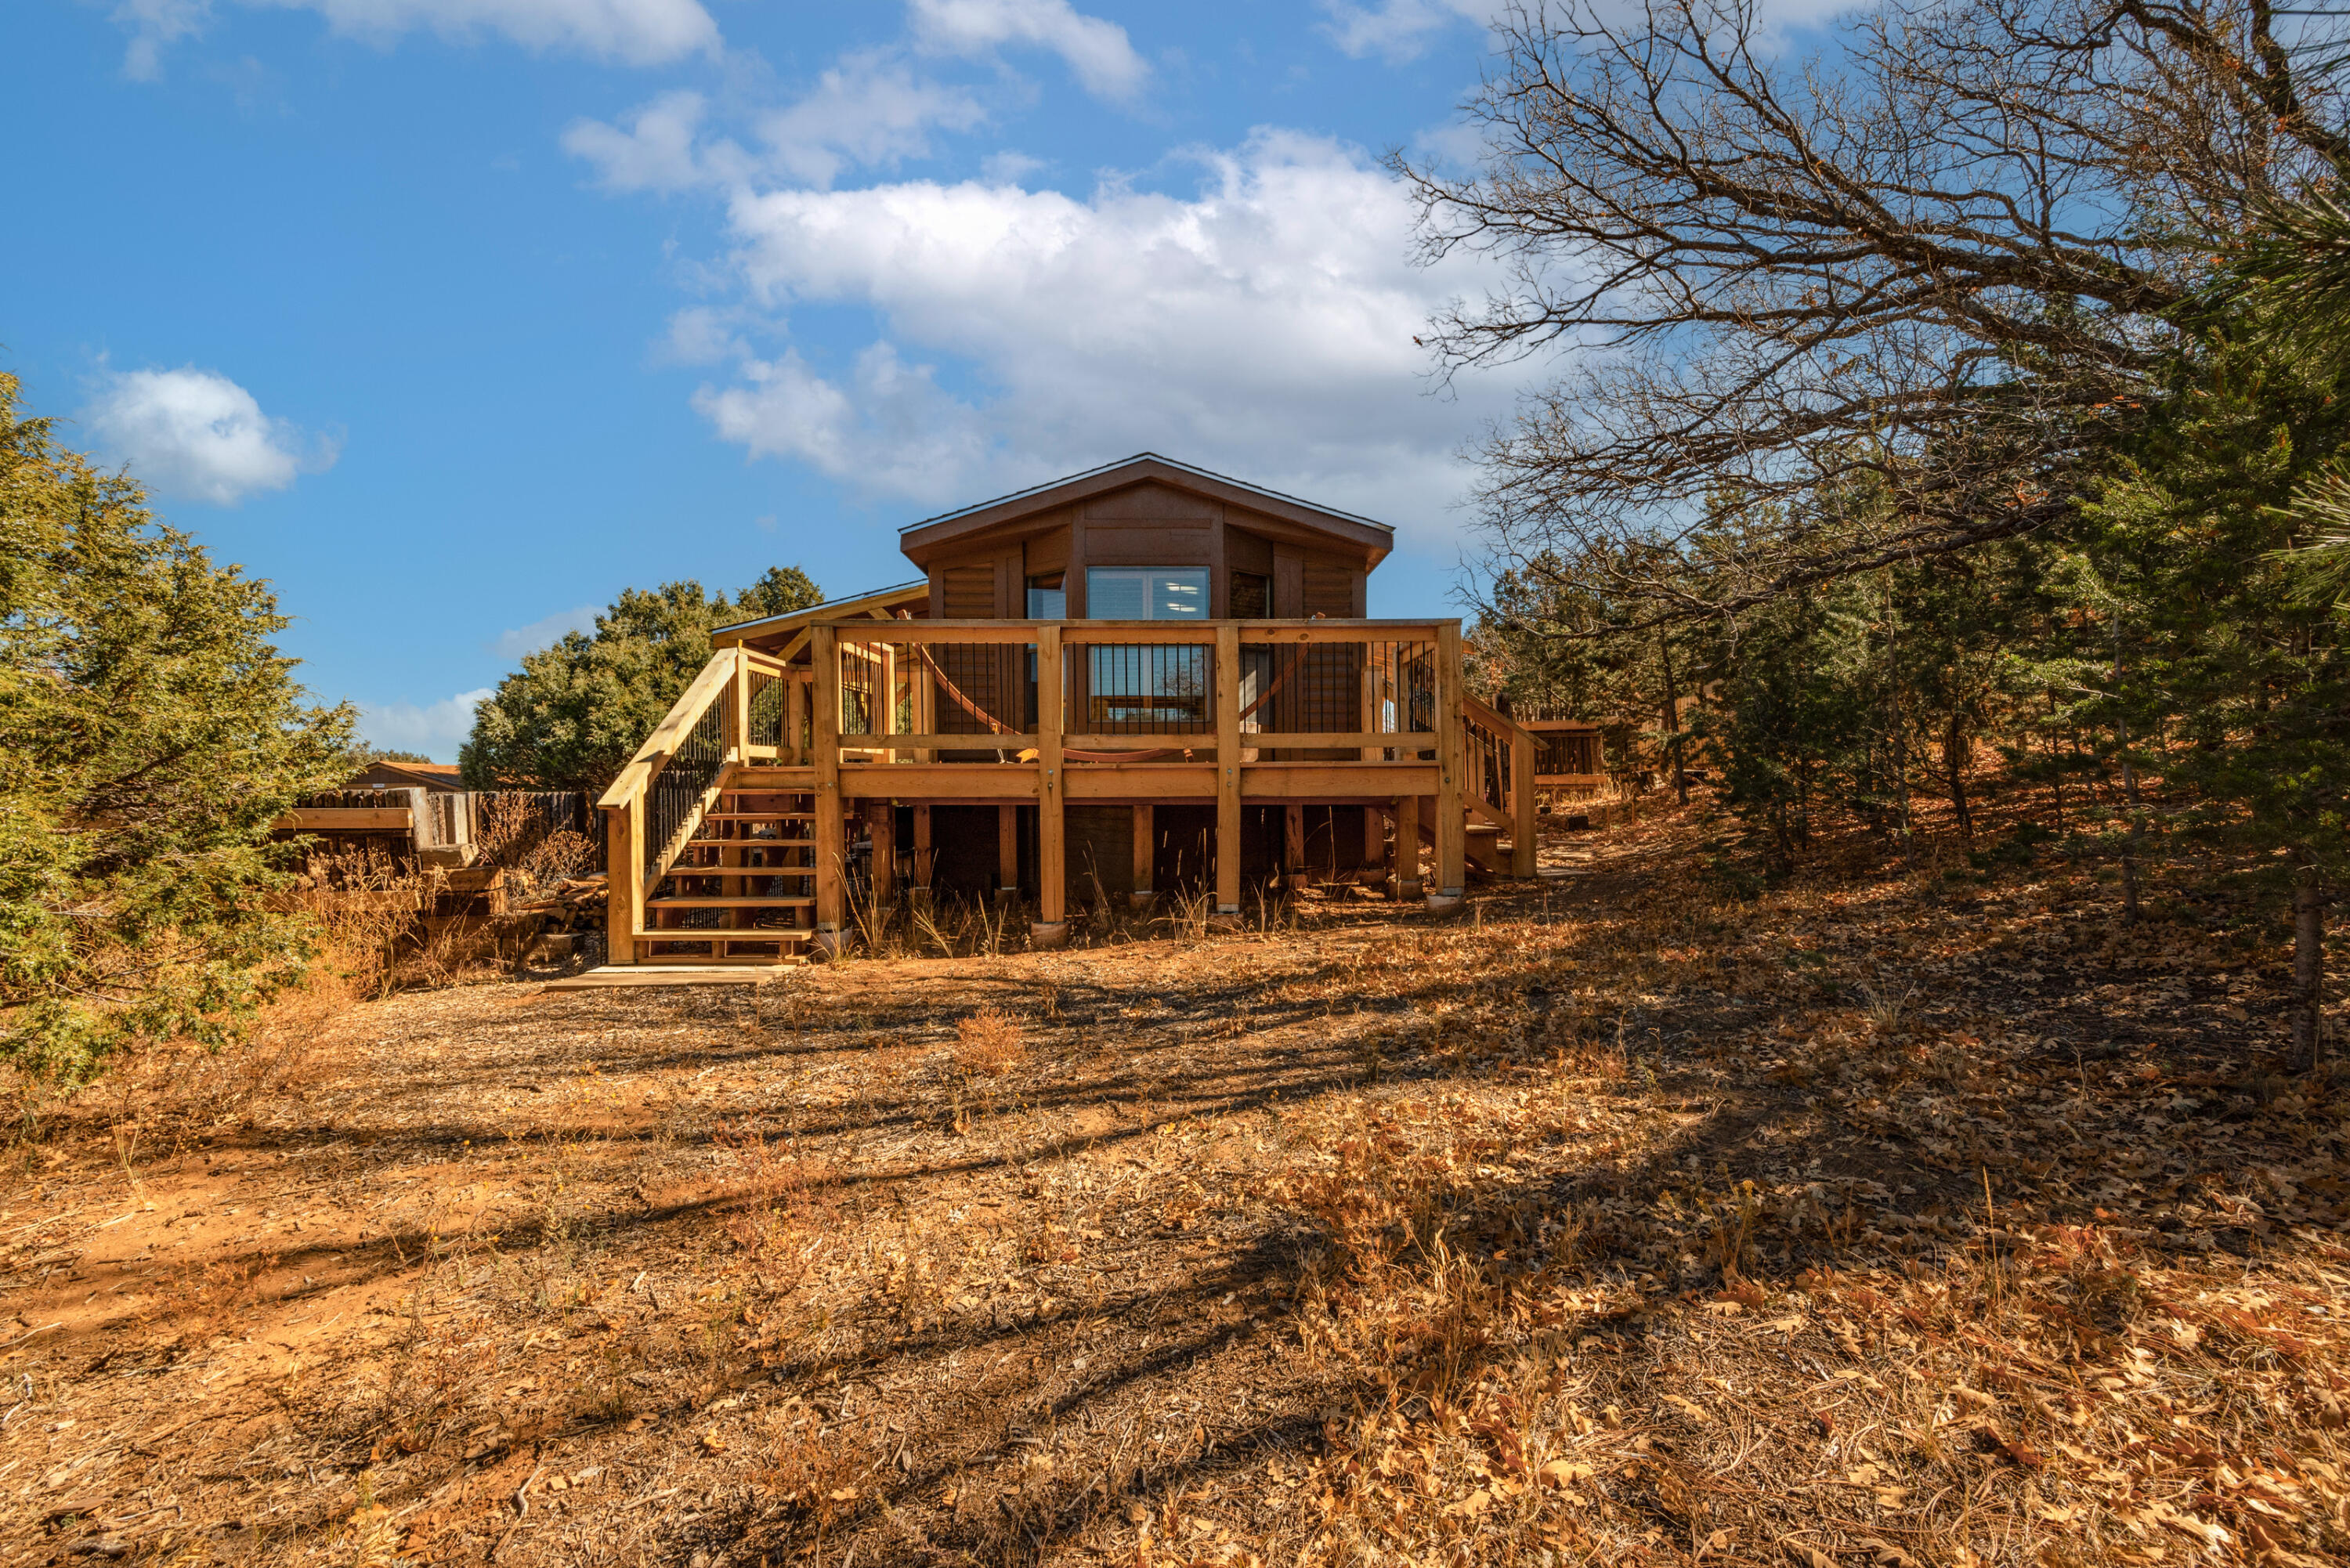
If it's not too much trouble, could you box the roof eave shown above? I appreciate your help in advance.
[710,580,930,649]
[895,453,1397,566]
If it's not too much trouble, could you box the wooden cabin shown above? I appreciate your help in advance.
[596,454,1542,964]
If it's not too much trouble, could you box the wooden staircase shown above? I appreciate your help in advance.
[634,779,817,963]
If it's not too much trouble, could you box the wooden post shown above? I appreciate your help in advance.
[1130,803,1154,908]
[727,646,750,763]
[867,802,896,905]
[1035,625,1066,943]
[605,801,642,963]
[1214,622,1242,919]
[1363,803,1386,871]
[1510,722,1537,879]
[1435,623,1466,904]
[996,804,1020,901]
[912,803,933,911]
[812,626,844,951]
[786,673,808,767]
[1394,795,1421,901]
[1284,804,1307,890]
[879,643,899,764]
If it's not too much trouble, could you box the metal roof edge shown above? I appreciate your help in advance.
[895,453,1397,537]
[711,579,928,638]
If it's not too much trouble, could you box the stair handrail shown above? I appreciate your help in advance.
[1459,692,1541,879]
[597,652,742,812]
[599,648,750,956]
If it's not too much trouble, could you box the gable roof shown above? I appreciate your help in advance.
[895,453,1396,567]
[710,580,929,650]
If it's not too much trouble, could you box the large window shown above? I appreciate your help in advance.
[1085,569,1207,621]
[1081,569,1209,730]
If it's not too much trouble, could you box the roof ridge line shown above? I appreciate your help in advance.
[896,453,1395,536]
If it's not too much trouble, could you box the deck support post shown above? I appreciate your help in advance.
[1130,804,1155,909]
[1283,804,1308,891]
[812,625,845,951]
[1394,795,1420,902]
[1363,803,1386,875]
[1433,623,1466,909]
[1032,625,1067,946]
[1213,623,1242,924]
[605,803,641,963]
[911,804,932,913]
[1510,720,1537,879]
[996,805,1020,905]
[786,673,808,767]
[867,801,895,907]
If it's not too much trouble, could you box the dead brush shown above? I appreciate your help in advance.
[952,1006,1025,1077]
[757,1419,882,1541]
[473,793,595,899]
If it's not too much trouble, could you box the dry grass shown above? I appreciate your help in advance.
[953,1006,1027,1077]
[2,785,2344,1566]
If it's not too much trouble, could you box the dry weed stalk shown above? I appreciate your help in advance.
[953,1006,1025,1077]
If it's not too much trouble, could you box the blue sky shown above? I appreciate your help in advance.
[5,0,1533,760]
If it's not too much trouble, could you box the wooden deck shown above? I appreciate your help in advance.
[595,619,1539,964]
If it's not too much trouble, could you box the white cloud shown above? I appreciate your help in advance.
[563,89,736,193]
[82,366,333,506]
[113,0,214,81]
[1319,0,1487,62]
[909,0,1148,99]
[491,605,601,659]
[358,688,494,761]
[656,305,744,366]
[689,130,1532,541]
[566,56,987,194]
[695,344,995,500]
[756,50,988,187]
[115,0,717,78]
[982,149,1047,183]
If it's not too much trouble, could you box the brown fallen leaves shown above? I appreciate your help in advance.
[3,787,2345,1566]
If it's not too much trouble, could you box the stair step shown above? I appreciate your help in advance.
[634,930,808,944]
[702,812,817,821]
[630,949,813,963]
[645,896,819,908]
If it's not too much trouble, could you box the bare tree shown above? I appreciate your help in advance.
[1409,0,2350,634]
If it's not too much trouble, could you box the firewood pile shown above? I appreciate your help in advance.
[510,873,609,967]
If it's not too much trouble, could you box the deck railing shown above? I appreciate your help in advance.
[821,621,1452,759]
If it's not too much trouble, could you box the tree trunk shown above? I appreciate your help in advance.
[1944,712,1974,842]
[2292,873,2326,1074]
[2117,719,2143,927]
[2045,693,2065,831]
[1658,632,1688,806]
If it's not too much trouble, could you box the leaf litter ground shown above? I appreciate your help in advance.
[3,795,2347,1566]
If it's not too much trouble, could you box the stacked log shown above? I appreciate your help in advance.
[511,874,609,967]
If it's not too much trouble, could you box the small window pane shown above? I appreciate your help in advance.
[1086,569,1148,620]
[1026,585,1065,618]
[1152,570,1207,619]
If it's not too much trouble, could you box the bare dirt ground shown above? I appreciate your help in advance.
[5,797,2348,1566]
